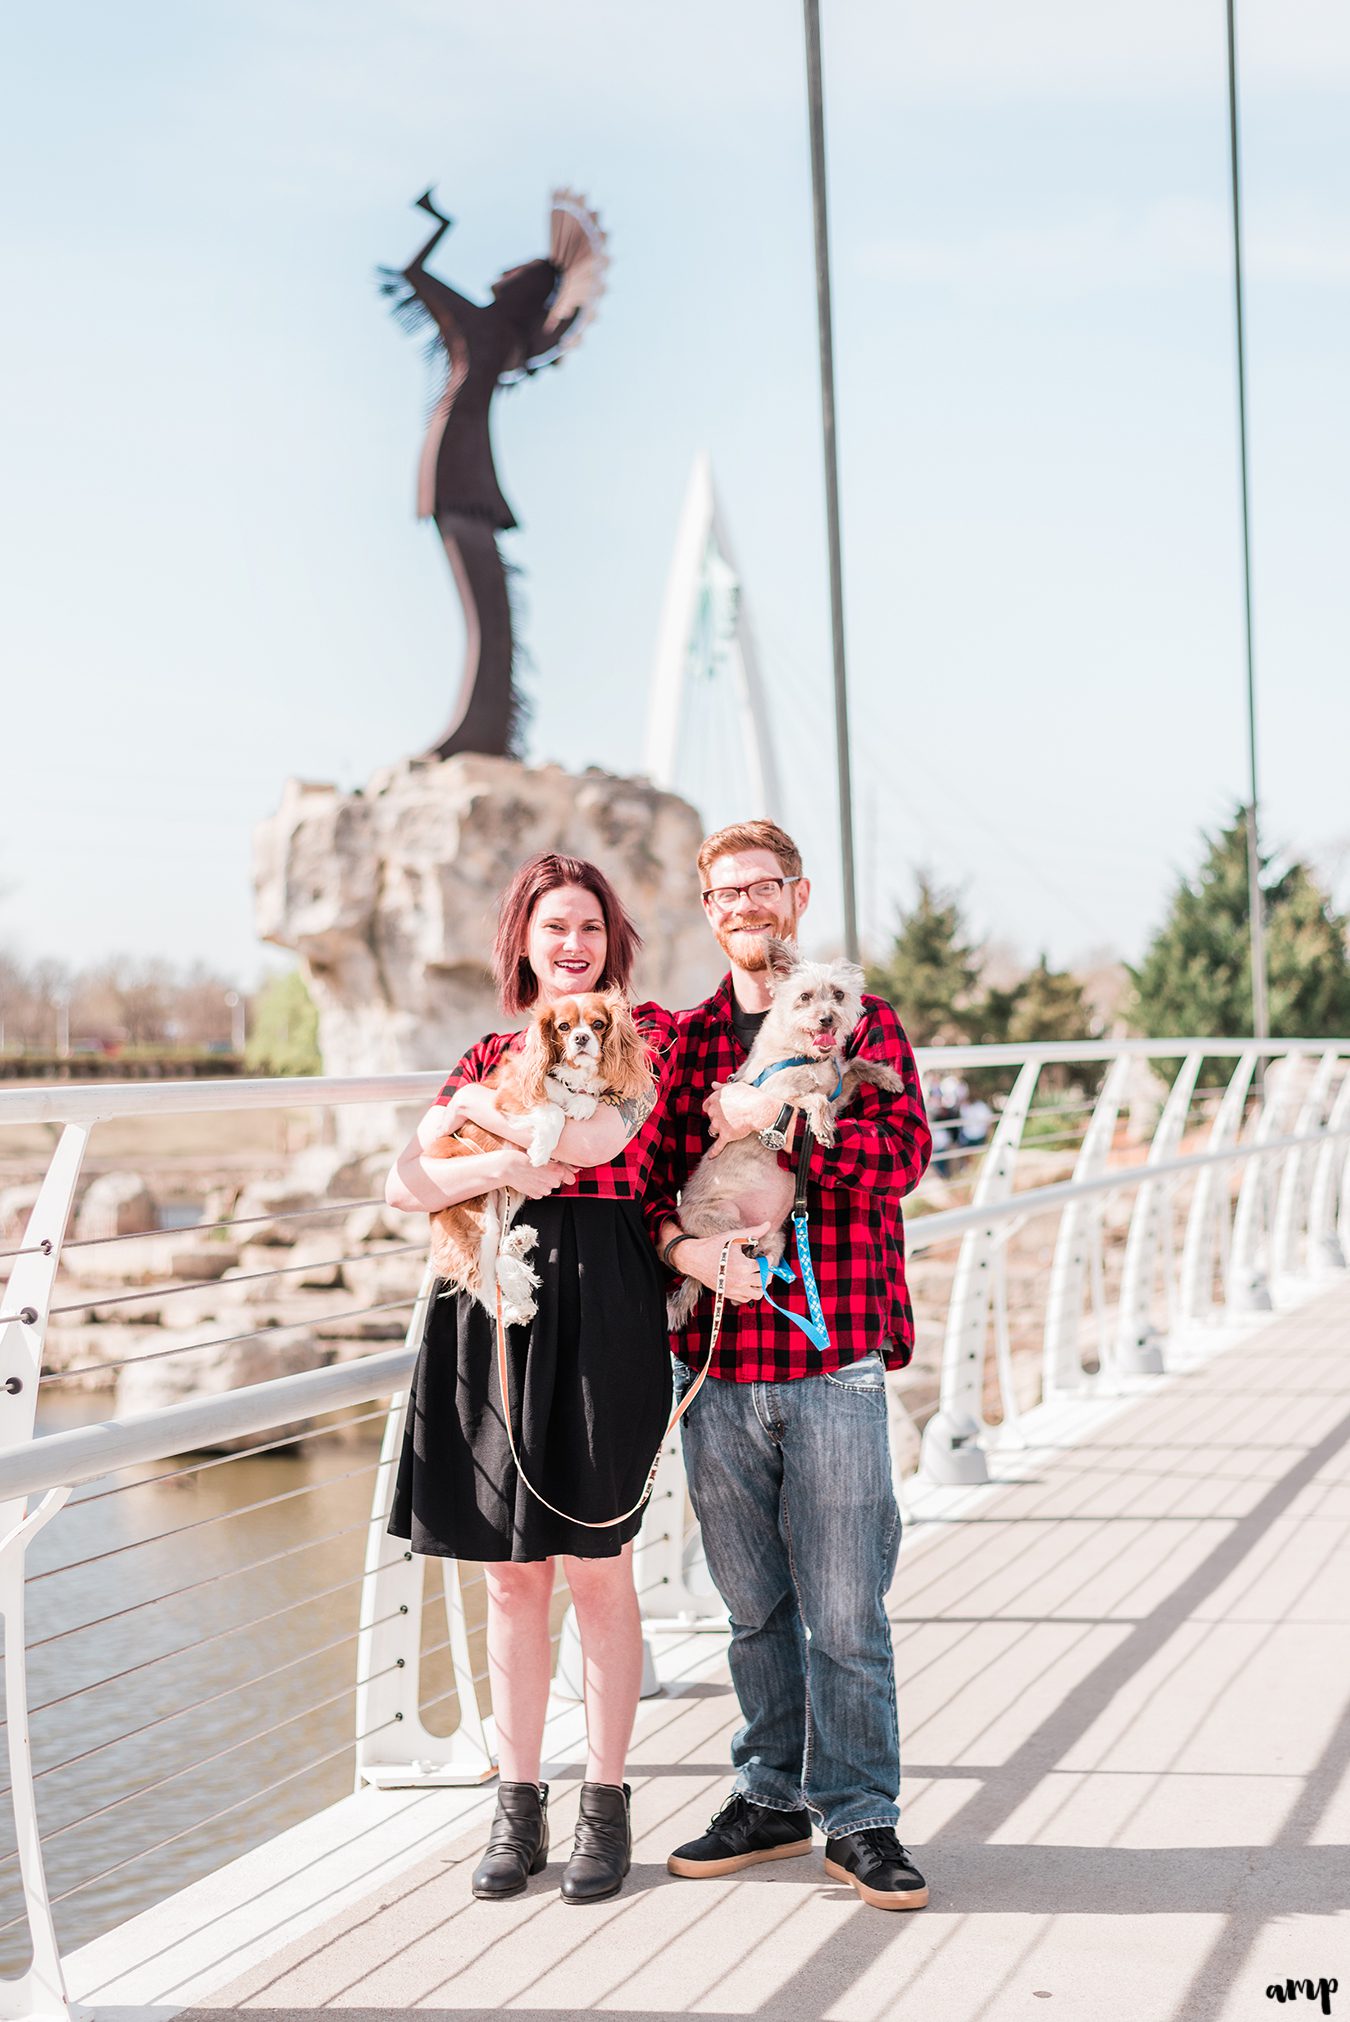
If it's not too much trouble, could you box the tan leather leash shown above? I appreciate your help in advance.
[493,1235,734,1531]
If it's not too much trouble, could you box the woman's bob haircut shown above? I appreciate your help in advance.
[492,852,642,1016]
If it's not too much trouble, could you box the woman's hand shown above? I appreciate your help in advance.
[491,1146,577,1198]
[443,1083,488,1131]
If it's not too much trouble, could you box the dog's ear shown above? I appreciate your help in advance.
[763,936,798,983]
[600,992,654,1104]
[516,1007,559,1104]
[835,962,866,998]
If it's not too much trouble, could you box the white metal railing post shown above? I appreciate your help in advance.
[920,1061,1039,1484]
[1178,1050,1258,1325]
[633,1435,724,1625]
[1308,1072,1350,1271]
[354,1272,496,1787]
[1271,1050,1342,1282]
[0,1123,91,2022]
[1228,1057,1296,1310]
[1042,1054,1131,1396]
[1112,1052,1204,1378]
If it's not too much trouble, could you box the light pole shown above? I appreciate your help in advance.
[55,993,70,1059]
[1225,0,1269,1041]
[802,0,860,962]
[225,991,246,1055]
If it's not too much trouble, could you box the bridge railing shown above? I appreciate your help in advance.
[0,1039,1347,2017]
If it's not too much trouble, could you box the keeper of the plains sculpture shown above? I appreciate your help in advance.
[380,188,609,759]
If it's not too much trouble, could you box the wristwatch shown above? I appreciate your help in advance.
[758,1103,795,1152]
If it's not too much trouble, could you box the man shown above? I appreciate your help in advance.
[645,819,932,1912]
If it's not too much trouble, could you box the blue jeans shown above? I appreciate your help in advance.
[673,1351,902,1837]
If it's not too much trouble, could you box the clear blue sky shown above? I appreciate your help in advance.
[4,0,1348,982]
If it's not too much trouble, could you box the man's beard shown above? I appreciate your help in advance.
[713,914,796,970]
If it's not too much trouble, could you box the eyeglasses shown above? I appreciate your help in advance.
[700,876,801,915]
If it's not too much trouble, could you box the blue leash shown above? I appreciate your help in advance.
[751,1114,832,1353]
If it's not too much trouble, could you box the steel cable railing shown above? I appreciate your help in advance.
[19,1563,412,1719]
[5,1610,410,1795]
[0,1660,410,1866]
[47,1243,422,1318]
[0,1710,407,1935]
[50,1195,388,1256]
[26,1458,391,1586]
[24,1518,400,1652]
[42,1298,418,1386]
[67,1403,396,1505]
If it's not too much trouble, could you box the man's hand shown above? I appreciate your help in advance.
[704,1084,783,1159]
[492,1147,576,1198]
[676,1223,772,1303]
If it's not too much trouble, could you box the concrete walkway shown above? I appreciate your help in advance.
[95,1282,1350,2021]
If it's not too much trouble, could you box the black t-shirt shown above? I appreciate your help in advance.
[730,996,769,1057]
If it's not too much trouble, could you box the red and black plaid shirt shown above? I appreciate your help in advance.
[643,974,931,1381]
[433,1002,679,1199]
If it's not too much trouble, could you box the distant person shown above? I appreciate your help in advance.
[958,1095,993,1148]
[925,1073,960,1164]
[384,853,675,1906]
[938,1071,969,1115]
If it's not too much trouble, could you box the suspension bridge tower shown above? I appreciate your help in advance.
[643,453,784,830]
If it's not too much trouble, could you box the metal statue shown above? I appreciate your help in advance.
[381,189,608,759]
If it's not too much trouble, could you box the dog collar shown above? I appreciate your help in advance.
[748,1056,843,1100]
[748,1055,817,1086]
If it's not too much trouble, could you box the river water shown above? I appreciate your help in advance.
[0,1387,466,1972]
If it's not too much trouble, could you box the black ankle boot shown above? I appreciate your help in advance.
[560,1781,632,1904]
[471,1781,549,1900]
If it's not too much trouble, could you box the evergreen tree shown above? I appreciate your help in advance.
[1006,955,1095,1045]
[867,873,982,1044]
[245,969,322,1076]
[1129,811,1350,1038]
[966,981,1023,1048]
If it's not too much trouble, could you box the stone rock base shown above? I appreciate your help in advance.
[253,755,720,1150]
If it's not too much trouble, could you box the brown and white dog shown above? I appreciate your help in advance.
[427,990,652,1325]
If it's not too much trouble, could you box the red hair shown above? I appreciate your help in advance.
[492,853,642,1016]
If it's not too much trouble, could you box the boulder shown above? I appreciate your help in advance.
[74,1174,158,1242]
[169,1242,240,1283]
[253,755,720,1151]
[285,1233,347,1290]
[231,1178,318,1242]
[342,1244,426,1310]
[344,1201,405,1247]
[0,1184,42,1244]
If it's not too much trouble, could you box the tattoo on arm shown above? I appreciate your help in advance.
[601,1087,656,1137]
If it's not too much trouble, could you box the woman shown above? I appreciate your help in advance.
[385,852,675,1906]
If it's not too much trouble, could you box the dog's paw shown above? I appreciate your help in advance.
[497,1251,540,1326]
[802,1095,835,1144]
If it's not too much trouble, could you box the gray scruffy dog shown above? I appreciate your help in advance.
[667,937,905,1328]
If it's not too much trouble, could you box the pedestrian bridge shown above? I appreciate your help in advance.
[0,1038,1347,2020]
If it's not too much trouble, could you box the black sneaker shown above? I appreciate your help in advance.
[823,1828,928,1910]
[667,1791,813,1878]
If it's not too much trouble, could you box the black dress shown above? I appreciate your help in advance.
[387,1006,677,1563]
